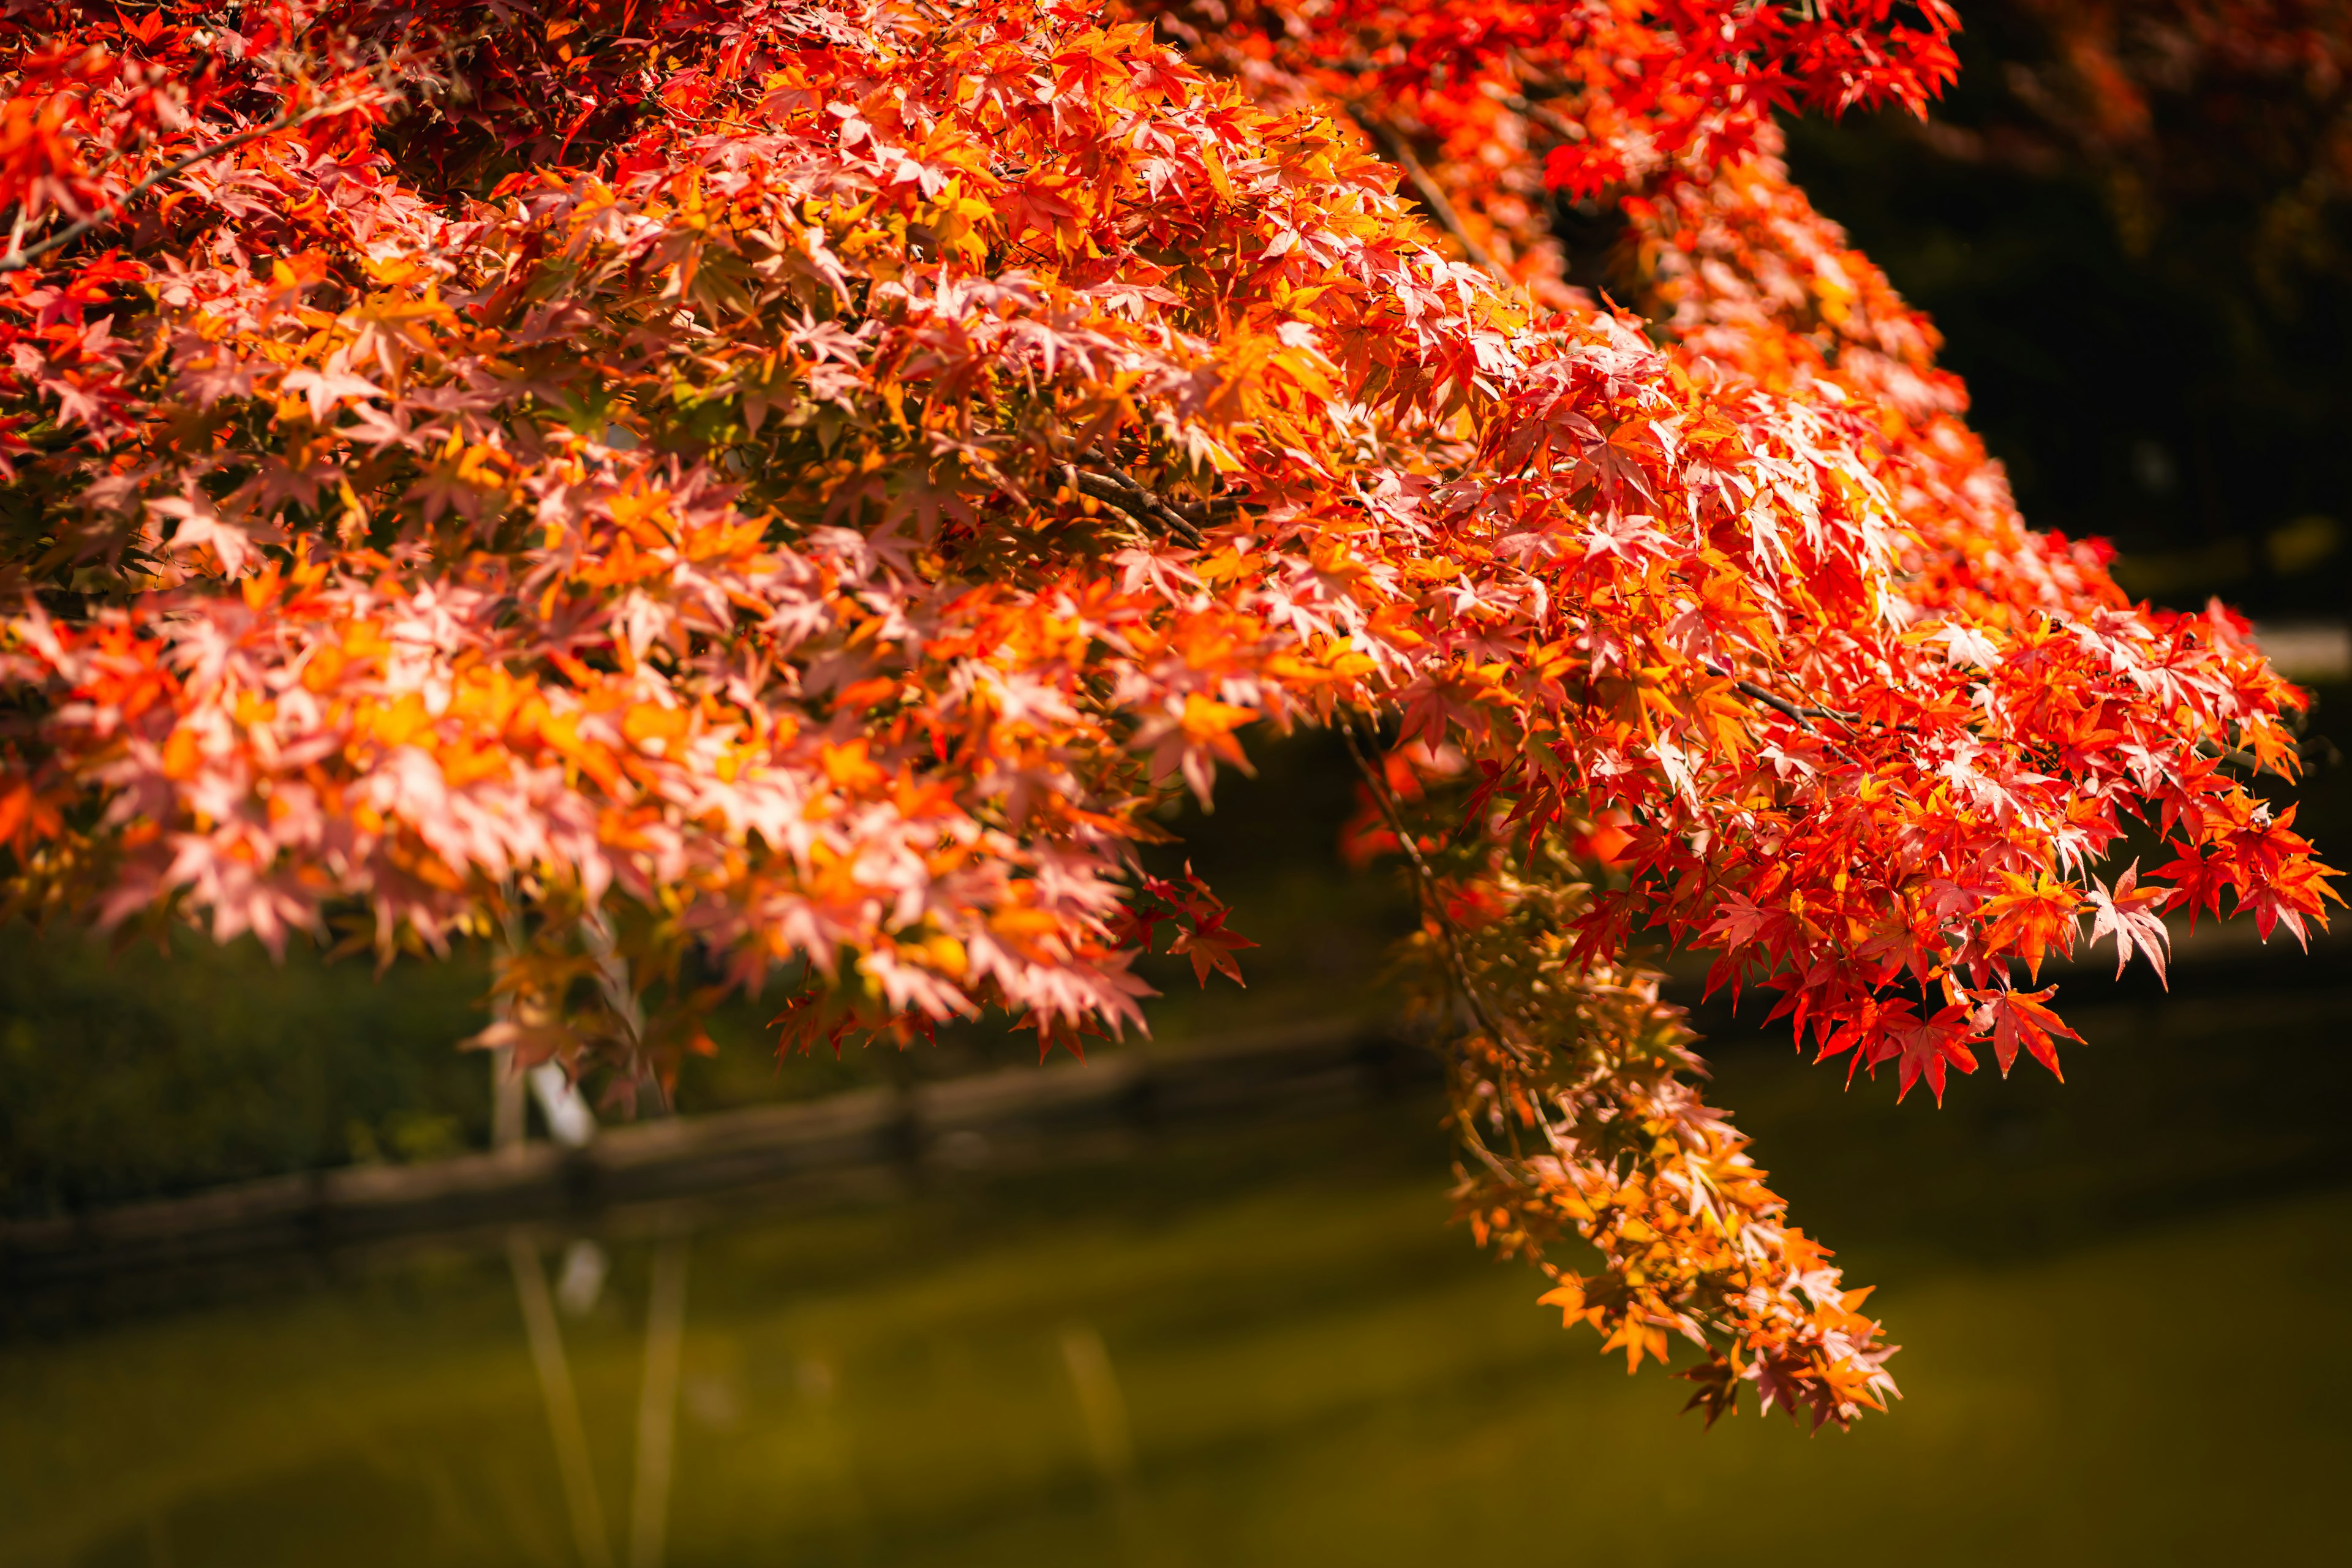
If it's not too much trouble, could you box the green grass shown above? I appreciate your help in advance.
[0,924,494,1214]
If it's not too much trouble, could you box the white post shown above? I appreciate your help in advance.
[493,1045,529,1153]
[531,1061,600,1148]
[509,1231,615,1568]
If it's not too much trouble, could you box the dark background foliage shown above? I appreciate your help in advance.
[1788,4,2352,619]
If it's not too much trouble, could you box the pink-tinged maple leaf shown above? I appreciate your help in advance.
[2086,859,2170,984]
[1936,622,2002,669]
[280,359,383,424]
[146,488,273,576]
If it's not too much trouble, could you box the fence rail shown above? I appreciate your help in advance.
[10,910,2345,1298]
[1,1020,1434,1292]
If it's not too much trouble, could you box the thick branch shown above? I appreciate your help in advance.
[1056,464,1205,548]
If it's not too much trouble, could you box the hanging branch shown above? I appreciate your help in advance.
[1338,717,1533,1066]
[0,96,375,276]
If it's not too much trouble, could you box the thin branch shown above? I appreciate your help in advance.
[1489,88,1585,147]
[2195,736,2331,780]
[1717,666,2312,781]
[1339,718,1534,1066]
[1732,679,1818,731]
[1703,662,1858,731]
[0,97,372,276]
[1453,1110,1528,1188]
[1344,109,1504,274]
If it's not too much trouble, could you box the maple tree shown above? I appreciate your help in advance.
[0,0,2335,1430]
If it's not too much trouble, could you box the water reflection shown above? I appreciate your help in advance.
[7,957,2352,1567]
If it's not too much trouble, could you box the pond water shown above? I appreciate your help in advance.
[6,963,2350,1567]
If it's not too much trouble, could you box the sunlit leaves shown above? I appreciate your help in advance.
[0,0,2335,1430]
[2087,861,2171,983]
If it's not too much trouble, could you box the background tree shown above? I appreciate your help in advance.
[0,0,2332,1429]
[1777,0,2352,620]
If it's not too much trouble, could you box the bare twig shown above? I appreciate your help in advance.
[1731,679,1818,731]
[1703,662,1858,732]
[1488,87,1585,147]
[2195,736,2330,780]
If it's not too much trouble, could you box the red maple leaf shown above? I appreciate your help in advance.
[1979,986,2080,1080]
[2153,845,2237,927]
[1166,908,1257,987]
[1894,1003,1979,1106]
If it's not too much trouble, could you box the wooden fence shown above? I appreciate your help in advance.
[9,910,2344,1301]
[1,1020,1436,1294]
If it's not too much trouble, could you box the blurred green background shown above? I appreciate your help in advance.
[8,8,2352,1564]
[6,946,2350,1567]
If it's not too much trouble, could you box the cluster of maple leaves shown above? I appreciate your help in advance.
[0,0,2333,1427]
